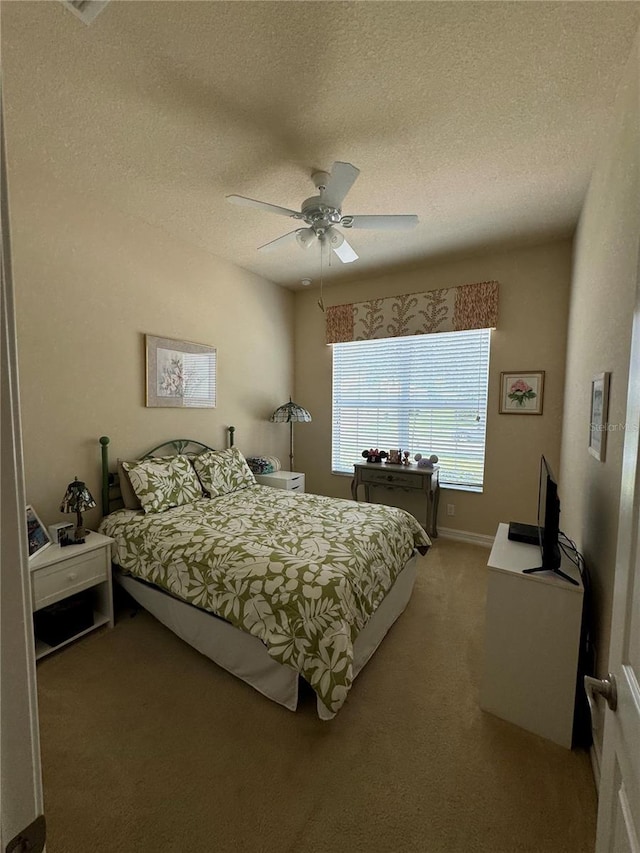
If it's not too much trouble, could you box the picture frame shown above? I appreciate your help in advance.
[26,505,52,560]
[589,372,611,462]
[499,371,545,415]
[146,334,217,408]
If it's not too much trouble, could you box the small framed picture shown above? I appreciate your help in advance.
[589,372,611,462]
[26,505,51,560]
[499,371,545,415]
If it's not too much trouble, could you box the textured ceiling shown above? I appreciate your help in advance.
[3,1,640,288]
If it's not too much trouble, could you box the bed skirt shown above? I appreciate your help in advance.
[115,553,420,719]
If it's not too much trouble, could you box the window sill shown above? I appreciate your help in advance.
[440,483,483,494]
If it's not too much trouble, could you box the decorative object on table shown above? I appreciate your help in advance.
[361,448,388,464]
[414,453,439,469]
[402,451,411,465]
[588,372,611,462]
[270,398,312,470]
[245,455,282,475]
[48,521,74,545]
[499,371,545,415]
[60,476,96,541]
[26,505,51,560]
[388,449,402,464]
[145,334,216,408]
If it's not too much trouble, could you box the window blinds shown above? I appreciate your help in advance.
[331,329,491,489]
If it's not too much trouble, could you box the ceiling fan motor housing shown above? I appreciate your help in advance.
[301,196,342,234]
[312,170,331,191]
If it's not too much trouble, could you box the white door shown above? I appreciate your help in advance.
[0,79,46,852]
[594,261,640,848]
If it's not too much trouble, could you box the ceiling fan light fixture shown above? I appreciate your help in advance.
[295,228,317,250]
[328,228,344,249]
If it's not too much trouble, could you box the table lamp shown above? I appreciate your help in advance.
[60,476,96,540]
[270,398,312,470]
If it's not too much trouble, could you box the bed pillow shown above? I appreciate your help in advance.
[193,447,256,497]
[122,454,204,513]
[117,459,142,511]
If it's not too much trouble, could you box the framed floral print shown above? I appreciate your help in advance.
[588,372,611,462]
[146,335,216,408]
[499,371,545,415]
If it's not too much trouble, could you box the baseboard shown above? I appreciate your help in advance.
[437,527,494,548]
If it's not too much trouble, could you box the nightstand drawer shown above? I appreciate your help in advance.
[255,472,305,492]
[32,548,108,610]
[287,475,304,491]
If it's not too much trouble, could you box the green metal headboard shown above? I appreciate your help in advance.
[99,426,235,516]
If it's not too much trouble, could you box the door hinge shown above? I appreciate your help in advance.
[6,815,46,853]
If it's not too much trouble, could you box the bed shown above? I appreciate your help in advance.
[98,431,431,718]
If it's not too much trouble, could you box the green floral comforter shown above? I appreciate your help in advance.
[99,486,430,714]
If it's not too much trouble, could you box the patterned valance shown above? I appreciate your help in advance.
[326,280,499,343]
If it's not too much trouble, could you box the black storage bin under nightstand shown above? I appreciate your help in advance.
[34,590,94,647]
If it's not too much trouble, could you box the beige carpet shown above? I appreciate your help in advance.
[35,539,597,853]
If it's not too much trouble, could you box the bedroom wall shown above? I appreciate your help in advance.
[559,31,640,739]
[293,239,571,538]
[6,163,294,531]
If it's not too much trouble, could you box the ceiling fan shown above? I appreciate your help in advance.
[226,162,419,264]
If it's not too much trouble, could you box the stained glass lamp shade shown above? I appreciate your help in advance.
[60,476,96,539]
[270,398,312,470]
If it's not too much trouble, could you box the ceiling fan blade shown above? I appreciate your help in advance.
[332,238,359,264]
[257,230,301,253]
[321,162,360,209]
[327,228,359,264]
[226,195,301,218]
[341,214,419,230]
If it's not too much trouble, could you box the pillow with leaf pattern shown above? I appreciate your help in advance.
[122,455,204,513]
[193,447,256,497]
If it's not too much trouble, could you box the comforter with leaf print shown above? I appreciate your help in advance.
[99,486,430,714]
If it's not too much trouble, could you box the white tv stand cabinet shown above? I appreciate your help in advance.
[480,523,584,748]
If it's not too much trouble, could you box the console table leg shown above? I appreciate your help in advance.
[431,483,440,538]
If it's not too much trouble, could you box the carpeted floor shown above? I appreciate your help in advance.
[35,539,597,853]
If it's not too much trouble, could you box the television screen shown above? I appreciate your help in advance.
[522,455,578,585]
[538,455,561,571]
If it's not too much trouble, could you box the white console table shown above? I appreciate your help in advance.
[480,523,584,748]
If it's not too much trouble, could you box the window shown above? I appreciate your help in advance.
[331,329,491,489]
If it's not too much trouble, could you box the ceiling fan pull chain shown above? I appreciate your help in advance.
[318,238,325,313]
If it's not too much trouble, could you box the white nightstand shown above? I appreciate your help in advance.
[29,531,114,659]
[254,471,305,493]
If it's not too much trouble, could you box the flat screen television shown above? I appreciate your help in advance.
[523,455,578,586]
